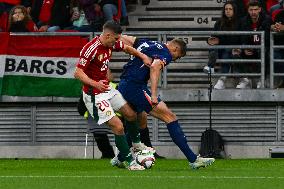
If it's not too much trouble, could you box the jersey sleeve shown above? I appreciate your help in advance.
[153,50,172,69]
[113,40,125,52]
[76,40,97,70]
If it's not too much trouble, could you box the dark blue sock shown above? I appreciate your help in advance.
[167,120,197,163]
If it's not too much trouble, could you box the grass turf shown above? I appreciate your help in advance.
[0,159,284,189]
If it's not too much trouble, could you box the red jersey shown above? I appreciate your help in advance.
[77,36,124,95]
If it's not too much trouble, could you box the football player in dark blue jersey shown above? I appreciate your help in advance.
[112,35,215,169]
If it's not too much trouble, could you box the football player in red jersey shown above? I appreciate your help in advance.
[74,20,153,170]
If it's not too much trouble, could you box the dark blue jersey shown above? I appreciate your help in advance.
[120,38,173,84]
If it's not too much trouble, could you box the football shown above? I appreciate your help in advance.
[135,150,156,169]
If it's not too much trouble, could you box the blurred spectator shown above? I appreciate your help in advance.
[0,0,32,14]
[8,5,38,32]
[271,9,284,87]
[238,0,271,89]
[120,0,129,26]
[100,0,119,22]
[0,0,32,31]
[31,0,72,32]
[70,0,104,32]
[208,1,241,89]
[233,0,265,17]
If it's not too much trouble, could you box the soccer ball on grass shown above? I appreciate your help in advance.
[135,150,155,169]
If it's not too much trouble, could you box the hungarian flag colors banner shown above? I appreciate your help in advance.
[1,34,89,97]
[0,32,9,95]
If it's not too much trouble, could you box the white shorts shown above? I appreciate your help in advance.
[82,87,127,125]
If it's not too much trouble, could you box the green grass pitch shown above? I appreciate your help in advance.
[0,159,284,189]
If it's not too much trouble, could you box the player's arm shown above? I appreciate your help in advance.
[107,68,114,81]
[123,44,152,67]
[120,35,137,46]
[150,59,163,105]
[74,67,109,92]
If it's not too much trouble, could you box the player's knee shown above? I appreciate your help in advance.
[113,124,124,135]
[124,112,137,122]
[139,121,147,129]
[165,112,177,123]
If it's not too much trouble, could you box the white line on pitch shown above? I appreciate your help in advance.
[0,176,283,179]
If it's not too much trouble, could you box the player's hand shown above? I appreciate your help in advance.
[275,22,283,32]
[142,55,153,67]
[94,80,110,92]
[39,25,49,32]
[151,95,158,106]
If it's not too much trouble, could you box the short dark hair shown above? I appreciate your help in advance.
[103,20,123,34]
[248,0,261,7]
[172,38,187,57]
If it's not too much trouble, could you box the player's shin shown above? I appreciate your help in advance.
[167,120,197,163]
[125,120,141,143]
[125,120,155,154]
[140,127,153,147]
[114,134,132,163]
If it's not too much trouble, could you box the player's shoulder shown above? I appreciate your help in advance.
[89,36,102,46]
[87,36,103,48]
[134,38,152,47]
[81,36,102,57]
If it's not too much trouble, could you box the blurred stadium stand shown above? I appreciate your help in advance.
[126,0,222,31]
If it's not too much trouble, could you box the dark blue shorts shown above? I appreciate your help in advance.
[118,79,161,113]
